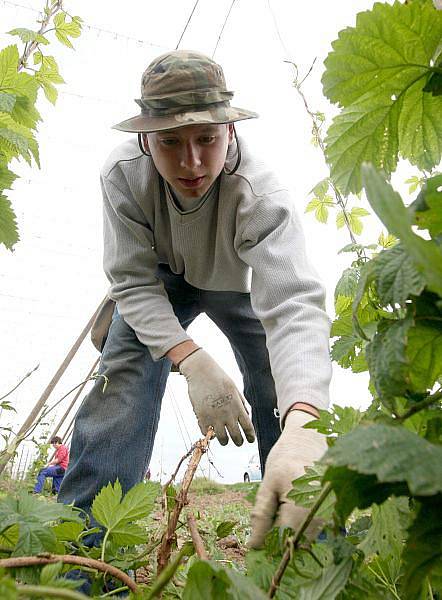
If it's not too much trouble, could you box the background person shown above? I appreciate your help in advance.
[58,50,331,546]
[33,436,69,495]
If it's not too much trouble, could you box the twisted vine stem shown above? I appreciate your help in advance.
[268,482,333,598]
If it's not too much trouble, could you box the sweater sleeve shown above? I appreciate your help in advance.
[102,173,191,359]
[237,190,332,423]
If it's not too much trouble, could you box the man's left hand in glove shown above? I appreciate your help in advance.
[248,409,327,549]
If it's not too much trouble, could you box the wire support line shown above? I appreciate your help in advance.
[2,0,167,49]
[266,0,291,60]
[175,0,200,50]
[212,0,237,59]
[169,386,193,448]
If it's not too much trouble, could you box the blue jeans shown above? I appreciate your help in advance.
[58,266,280,512]
[34,465,65,493]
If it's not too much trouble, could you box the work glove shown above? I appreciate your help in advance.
[248,410,327,548]
[179,348,256,446]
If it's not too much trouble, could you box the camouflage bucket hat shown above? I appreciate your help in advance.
[113,50,258,133]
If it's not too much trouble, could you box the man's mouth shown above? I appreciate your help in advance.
[177,176,205,188]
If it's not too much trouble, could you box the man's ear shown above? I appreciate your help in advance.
[142,133,150,152]
[227,124,234,145]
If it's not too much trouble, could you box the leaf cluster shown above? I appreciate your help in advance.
[0,5,82,250]
[322,1,442,195]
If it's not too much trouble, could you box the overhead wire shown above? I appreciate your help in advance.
[212,0,237,59]
[1,0,167,49]
[266,0,291,60]
[175,0,200,50]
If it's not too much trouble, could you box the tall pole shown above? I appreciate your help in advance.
[0,299,105,477]
[50,357,99,439]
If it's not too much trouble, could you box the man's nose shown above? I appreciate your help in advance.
[180,142,202,169]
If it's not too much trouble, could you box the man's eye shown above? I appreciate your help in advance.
[160,139,178,146]
[200,136,216,144]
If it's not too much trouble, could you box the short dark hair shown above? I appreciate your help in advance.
[50,436,62,445]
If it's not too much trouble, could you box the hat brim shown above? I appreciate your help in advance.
[112,105,258,133]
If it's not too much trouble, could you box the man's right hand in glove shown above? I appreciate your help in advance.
[169,342,255,446]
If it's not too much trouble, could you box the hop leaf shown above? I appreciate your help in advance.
[336,207,370,235]
[305,195,335,223]
[323,1,442,194]
[53,13,82,49]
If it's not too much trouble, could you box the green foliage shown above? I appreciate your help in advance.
[92,479,160,548]
[322,1,442,194]
[298,557,353,600]
[401,497,442,599]
[215,520,236,539]
[336,206,370,235]
[183,560,267,600]
[0,490,81,556]
[287,463,336,519]
[362,165,442,297]
[0,5,82,250]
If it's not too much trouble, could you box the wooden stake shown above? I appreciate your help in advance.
[157,428,214,573]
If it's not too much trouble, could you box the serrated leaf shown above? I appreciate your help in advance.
[287,463,336,519]
[322,2,442,193]
[183,560,268,600]
[324,424,442,496]
[378,231,398,248]
[216,520,237,539]
[0,93,16,113]
[53,13,82,50]
[306,195,334,223]
[114,480,159,523]
[366,316,413,401]
[40,562,63,585]
[335,268,360,301]
[359,497,409,565]
[412,174,442,237]
[0,194,19,250]
[309,178,330,199]
[92,480,159,542]
[402,497,442,600]
[373,244,425,305]
[362,164,442,297]
[351,352,368,373]
[52,521,84,542]
[298,557,353,600]
[304,405,363,436]
[407,320,442,392]
[111,522,146,546]
[331,335,359,368]
[405,176,424,194]
[331,311,354,337]
[7,28,49,45]
[0,45,19,89]
[91,480,123,530]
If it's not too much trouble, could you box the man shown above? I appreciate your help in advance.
[59,50,331,547]
[33,436,69,494]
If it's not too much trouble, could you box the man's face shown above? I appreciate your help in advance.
[144,123,233,199]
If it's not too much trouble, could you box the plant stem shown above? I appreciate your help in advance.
[146,545,191,599]
[397,390,442,422]
[187,512,209,559]
[101,530,110,562]
[99,586,129,598]
[157,428,215,573]
[367,565,401,600]
[16,583,88,599]
[0,554,137,593]
[0,364,39,403]
[18,0,63,71]
[268,482,333,598]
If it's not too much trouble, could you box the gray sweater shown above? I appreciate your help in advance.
[101,137,332,420]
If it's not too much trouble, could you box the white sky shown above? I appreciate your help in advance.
[1,0,414,483]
